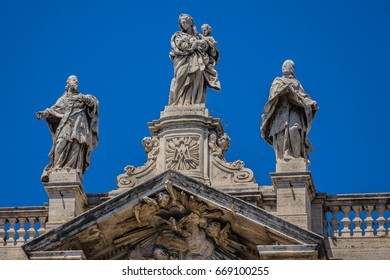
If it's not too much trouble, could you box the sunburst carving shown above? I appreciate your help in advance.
[166,137,199,170]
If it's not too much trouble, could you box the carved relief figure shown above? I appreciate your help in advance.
[142,136,159,161]
[206,220,230,246]
[152,246,178,260]
[209,133,230,160]
[163,212,215,260]
[168,14,220,106]
[261,60,318,162]
[125,187,245,260]
[200,24,219,70]
[36,75,99,180]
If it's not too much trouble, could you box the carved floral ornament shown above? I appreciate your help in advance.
[166,137,200,170]
[124,184,246,260]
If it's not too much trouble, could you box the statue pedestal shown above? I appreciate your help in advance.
[42,170,87,230]
[113,104,258,195]
[148,105,219,184]
[271,172,315,230]
[276,158,309,172]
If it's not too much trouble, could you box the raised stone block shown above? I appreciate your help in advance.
[160,104,210,118]
[43,169,82,183]
[276,158,309,172]
[271,172,315,230]
[42,170,87,230]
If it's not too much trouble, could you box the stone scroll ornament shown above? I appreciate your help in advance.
[168,14,221,106]
[36,75,99,181]
[209,132,254,183]
[116,136,160,188]
[260,60,318,162]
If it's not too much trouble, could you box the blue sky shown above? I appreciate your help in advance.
[1,0,389,207]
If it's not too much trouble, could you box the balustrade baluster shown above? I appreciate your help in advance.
[330,206,340,237]
[387,205,390,234]
[6,218,18,246]
[340,206,352,237]
[27,217,37,241]
[352,206,363,237]
[37,216,47,236]
[363,205,375,236]
[0,218,6,246]
[16,217,27,245]
[376,205,386,236]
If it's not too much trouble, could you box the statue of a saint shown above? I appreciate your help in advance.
[261,60,318,162]
[168,14,220,106]
[36,75,99,181]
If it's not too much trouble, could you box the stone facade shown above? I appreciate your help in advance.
[1,102,389,260]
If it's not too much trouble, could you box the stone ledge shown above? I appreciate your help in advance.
[160,104,210,118]
[258,244,319,260]
[28,250,86,260]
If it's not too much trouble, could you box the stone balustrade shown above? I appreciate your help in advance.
[323,193,390,238]
[0,207,48,246]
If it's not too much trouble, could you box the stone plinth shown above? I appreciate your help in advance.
[276,158,309,172]
[271,172,315,230]
[148,105,219,184]
[42,170,87,230]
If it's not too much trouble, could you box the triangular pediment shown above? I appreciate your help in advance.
[23,171,326,260]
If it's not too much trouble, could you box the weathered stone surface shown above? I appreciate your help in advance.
[28,250,86,260]
[271,172,315,230]
[258,244,319,260]
[42,170,87,230]
[276,158,309,172]
[44,169,82,183]
[327,237,390,260]
[22,171,326,260]
[0,247,26,260]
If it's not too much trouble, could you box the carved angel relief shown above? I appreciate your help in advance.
[124,185,246,260]
[142,136,159,161]
[209,132,230,159]
[166,137,200,170]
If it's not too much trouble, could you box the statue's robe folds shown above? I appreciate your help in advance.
[44,92,99,176]
[168,31,220,105]
[261,77,317,160]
